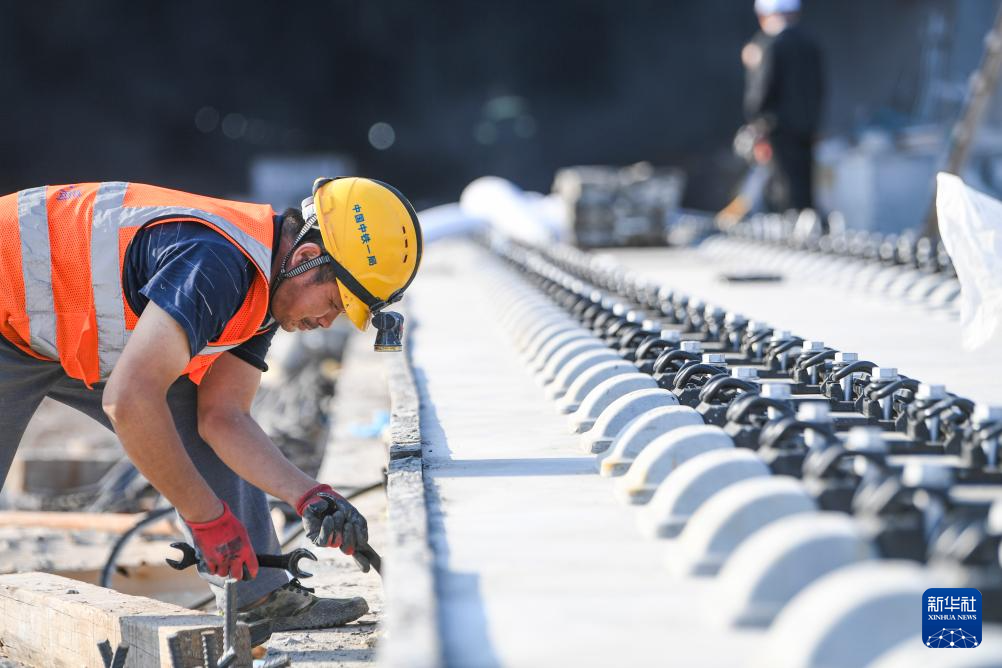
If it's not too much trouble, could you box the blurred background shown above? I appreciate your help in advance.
[4,0,1002,223]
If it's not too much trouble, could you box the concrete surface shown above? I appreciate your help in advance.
[408,240,763,667]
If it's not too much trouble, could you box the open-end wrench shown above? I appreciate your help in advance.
[356,544,382,576]
[166,542,318,578]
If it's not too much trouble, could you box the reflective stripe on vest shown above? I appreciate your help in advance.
[17,187,58,360]
[13,182,273,381]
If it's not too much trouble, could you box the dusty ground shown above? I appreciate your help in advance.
[264,486,386,666]
[261,331,391,666]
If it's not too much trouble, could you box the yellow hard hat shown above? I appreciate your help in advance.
[310,177,422,331]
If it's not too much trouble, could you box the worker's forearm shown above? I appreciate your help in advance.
[106,395,222,522]
[201,411,317,507]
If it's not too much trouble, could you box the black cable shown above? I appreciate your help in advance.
[99,506,177,588]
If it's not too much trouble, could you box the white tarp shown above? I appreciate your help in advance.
[460,176,567,245]
[417,202,487,243]
[936,172,1002,350]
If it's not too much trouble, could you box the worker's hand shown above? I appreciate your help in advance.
[186,501,260,581]
[297,484,370,570]
[753,138,773,165]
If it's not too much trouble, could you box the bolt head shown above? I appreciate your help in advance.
[747,320,770,332]
[680,341,702,353]
[732,367,758,380]
[771,330,793,342]
[612,303,627,317]
[872,367,898,381]
[660,329,682,343]
[798,401,830,421]
[973,404,1002,425]
[702,353,726,365]
[802,340,825,352]
[657,286,674,301]
[724,312,747,326]
[708,306,725,318]
[643,319,661,331]
[626,310,643,323]
[901,461,953,490]
[761,383,791,399]
[845,426,886,453]
[834,352,858,363]
[916,383,947,400]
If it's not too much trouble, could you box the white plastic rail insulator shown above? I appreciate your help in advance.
[579,388,679,454]
[526,328,591,369]
[871,628,1002,667]
[752,561,940,668]
[557,359,638,415]
[615,425,733,505]
[638,448,770,538]
[666,476,816,578]
[547,349,624,400]
[520,315,583,352]
[597,405,704,476]
[568,374,659,436]
[537,339,607,385]
[715,513,877,628]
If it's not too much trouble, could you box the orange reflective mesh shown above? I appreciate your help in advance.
[118,228,140,330]
[184,354,218,384]
[0,192,44,359]
[2,182,274,386]
[46,184,101,385]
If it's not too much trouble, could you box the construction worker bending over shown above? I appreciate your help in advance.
[0,177,422,630]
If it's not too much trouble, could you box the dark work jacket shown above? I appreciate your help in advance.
[744,24,825,138]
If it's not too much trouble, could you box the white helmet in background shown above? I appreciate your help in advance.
[755,0,801,15]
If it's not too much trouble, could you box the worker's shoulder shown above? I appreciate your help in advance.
[134,220,254,272]
[141,219,244,250]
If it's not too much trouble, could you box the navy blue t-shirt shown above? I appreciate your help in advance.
[122,219,279,372]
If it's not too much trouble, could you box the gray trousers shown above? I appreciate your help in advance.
[0,343,288,607]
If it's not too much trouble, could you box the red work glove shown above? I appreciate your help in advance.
[186,501,259,581]
[297,484,371,570]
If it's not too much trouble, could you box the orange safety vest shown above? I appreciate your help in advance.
[0,182,275,387]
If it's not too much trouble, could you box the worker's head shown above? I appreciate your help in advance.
[754,0,799,33]
[270,177,422,344]
[270,209,347,332]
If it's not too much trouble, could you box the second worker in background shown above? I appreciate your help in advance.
[742,0,826,213]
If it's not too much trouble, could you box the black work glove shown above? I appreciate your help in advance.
[296,484,371,572]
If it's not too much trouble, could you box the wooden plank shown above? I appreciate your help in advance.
[0,511,175,535]
[0,572,250,667]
